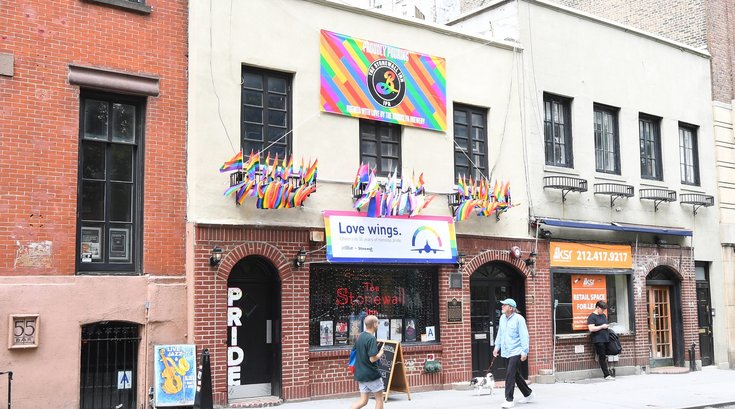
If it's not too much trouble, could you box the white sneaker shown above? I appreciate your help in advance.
[501,400,515,408]
[521,391,535,403]
[604,375,615,380]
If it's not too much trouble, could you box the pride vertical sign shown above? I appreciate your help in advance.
[320,30,447,131]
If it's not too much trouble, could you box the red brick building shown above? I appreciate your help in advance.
[0,0,188,407]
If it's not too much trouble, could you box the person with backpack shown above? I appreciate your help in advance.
[349,315,385,409]
[588,300,614,380]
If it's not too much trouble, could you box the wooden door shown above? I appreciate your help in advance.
[647,286,673,360]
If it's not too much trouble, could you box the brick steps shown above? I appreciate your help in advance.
[225,396,283,408]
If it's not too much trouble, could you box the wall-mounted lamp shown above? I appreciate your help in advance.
[456,252,466,268]
[539,229,552,239]
[209,246,223,267]
[524,251,537,267]
[294,249,307,268]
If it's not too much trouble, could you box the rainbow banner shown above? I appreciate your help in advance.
[320,30,447,131]
[323,210,457,263]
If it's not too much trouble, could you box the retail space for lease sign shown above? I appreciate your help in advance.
[324,211,457,263]
[319,30,447,131]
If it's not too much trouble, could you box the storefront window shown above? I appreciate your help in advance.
[309,265,439,347]
[552,272,632,334]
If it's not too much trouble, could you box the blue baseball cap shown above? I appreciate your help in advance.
[500,298,517,308]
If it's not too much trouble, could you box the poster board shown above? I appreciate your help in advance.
[377,340,411,401]
[153,344,197,407]
[571,274,607,330]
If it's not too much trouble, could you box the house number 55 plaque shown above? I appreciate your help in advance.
[8,314,39,349]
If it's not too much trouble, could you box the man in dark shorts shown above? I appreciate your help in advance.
[350,315,385,409]
[588,300,614,380]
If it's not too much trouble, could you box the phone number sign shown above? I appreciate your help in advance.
[550,242,632,269]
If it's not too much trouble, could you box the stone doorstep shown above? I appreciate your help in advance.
[225,396,284,408]
[647,365,690,375]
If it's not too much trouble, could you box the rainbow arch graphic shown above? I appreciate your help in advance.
[411,226,443,253]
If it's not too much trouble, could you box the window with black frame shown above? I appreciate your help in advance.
[241,67,292,159]
[552,272,632,335]
[309,265,438,347]
[544,93,573,167]
[594,104,620,174]
[360,120,401,177]
[679,122,700,185]
[453,104,488,181]
[78,93,143,273]
[639,114,663,180]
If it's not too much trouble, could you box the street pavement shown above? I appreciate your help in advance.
[280,366,735,409]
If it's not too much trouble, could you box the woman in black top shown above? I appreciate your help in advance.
[588,300,614,380]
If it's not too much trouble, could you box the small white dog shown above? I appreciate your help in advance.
[469,373,495,395]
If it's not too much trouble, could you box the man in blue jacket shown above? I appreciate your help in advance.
[493,298,534,408]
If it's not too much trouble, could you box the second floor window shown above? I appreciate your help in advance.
[453,104,488,181]
[241,67,292,158]
[594,104,620,174]
[679,123,700,185]
[360,120,401,177]
[639,114,662,180]
[78,93,143,273]
[544,93,573,167]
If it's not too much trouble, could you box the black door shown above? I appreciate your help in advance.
[80,322,138,409]
[227,257,281,399]
[696,281,714,366]
[470,262,525,380]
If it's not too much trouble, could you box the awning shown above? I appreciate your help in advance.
[536,218,692,237]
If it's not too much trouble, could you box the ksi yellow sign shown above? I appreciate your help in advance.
[549,242,632,269]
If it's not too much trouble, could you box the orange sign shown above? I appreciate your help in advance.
[572,274,607,330]
[550,242,632,269]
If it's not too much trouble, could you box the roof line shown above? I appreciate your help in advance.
[450,0,710,59]
[301,0,522,51]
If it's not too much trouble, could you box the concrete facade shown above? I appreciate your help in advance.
[451,0,719,376]
[0,0,188,407]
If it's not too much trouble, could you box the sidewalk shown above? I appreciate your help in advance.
[280,367,735,409]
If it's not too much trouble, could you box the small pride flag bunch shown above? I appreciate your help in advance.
[222,150,318,209]
[352,164,433,218]
[454,176,514,221]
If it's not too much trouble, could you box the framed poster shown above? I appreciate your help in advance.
[377,319,390,340]
[390,319,403,342]
[404,318,417,342]
[109,227,130,261]
[8,314,40,349]
[335,321,349,345]
[81,226,101,261]
[153,344,196,407]
[319,320,334,346]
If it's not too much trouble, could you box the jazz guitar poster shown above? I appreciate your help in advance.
[154,344,196,407]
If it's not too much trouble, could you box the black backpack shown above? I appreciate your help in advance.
[605,329,622,355]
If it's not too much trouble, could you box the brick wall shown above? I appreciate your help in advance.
[195,224,697,404]
[0,0,188,276]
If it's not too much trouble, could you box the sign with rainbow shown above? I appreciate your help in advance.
[320,30,447,131]
[323,211,457,263]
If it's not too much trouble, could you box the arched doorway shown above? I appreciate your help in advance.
[470,261,526,379]
[226,256,281,400]
[646,266,684,367]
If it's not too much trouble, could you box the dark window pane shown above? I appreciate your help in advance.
[244,107,263,124]
[268,110,286,127]
[244,90,263,107]
[268,94,286,110]
[454,110,467,124]
[110,183,132,222]
[111,103,136,143]
[267,77,287,93]
[243,72,263,90]
[83,143,106,180]
[361,140,377,156]
[244,123,263,142]
[84,100,108,141]
[81,181,105,221]
[110,144,133,182]
[381,143,399,157]
[267,127,286,143]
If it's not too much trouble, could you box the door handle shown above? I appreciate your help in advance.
[266,320,272,344]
